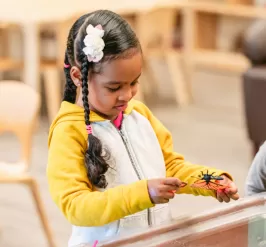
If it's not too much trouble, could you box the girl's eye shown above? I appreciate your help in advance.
[131,80,139,86]
[107,86,121,92]
[107,81,138,92]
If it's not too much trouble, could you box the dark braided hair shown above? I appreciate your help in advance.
[62,10,141,188]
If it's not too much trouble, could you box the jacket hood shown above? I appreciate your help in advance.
[48,100,135,147]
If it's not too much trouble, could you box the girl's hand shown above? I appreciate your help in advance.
[147,177,183,204]
[216,175,239,203]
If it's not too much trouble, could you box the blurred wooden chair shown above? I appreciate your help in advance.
[0,81,57,247]
[0,23,23,79]
[0,22,62,124]
[133,7,191,106]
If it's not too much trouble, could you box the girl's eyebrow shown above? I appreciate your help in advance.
[105,73,141,85]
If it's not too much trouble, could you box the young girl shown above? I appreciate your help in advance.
[47,10,239,247]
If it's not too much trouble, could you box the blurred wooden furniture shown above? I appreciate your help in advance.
[0,22,61,123]
[150,0,266,104]
[0,23,23,77]
[177,0,266,74]
[0,81,57,247]
[137,5,192,105]
[2,0,266,114]
[0,1,166,124]
[227,0,253,4]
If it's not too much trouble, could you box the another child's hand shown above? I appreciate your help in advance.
[147,177,182,204]
[216,175,239,203]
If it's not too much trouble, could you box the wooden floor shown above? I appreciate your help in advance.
[0,68,254,247]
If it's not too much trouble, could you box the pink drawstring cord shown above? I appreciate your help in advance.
[92,240,98,247]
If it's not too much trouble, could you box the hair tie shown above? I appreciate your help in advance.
[64,63,70,68]
[86,125,93,135]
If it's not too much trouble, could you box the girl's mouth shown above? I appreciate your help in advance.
[115,104,128,111]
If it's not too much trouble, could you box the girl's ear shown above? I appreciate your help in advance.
[70,66,82,87]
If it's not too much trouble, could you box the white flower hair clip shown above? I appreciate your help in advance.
[82,24,105,63]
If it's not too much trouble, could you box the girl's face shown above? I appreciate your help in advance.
[75,52,142,120]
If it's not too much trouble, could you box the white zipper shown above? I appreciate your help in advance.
[110,121,152,226]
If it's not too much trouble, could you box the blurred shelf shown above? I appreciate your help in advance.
[40,60,58,69]
[0,58,60,72]
[0,22,21,29]
[154,0,189,9]
[159,0,266,19]
[180,1,260,73]
[147,47,183,58]
[0,58,23,71]
[187,0,266,19]
[192,49,251,73]
[226,0,253,4]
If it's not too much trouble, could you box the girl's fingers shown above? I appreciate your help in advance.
[165,191,176,199]
[163,177,182,187]
[229,193,240,200]
[217,195,223,203]
[217,189,230,203]
[162,184,180,192]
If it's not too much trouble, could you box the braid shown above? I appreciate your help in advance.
[81,56,90,125]
[63,53,76,103]
[63,14,87,103]
[81,56,110,188]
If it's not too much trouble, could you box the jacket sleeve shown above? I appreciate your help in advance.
[46,122,154,227]
[245,142,266,196]
[133,100,233,198]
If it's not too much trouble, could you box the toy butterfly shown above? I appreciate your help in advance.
[190,170,229,190]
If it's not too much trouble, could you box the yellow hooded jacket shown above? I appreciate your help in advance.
[47,99,232,229]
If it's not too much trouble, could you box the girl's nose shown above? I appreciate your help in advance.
[118,88,132,102]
